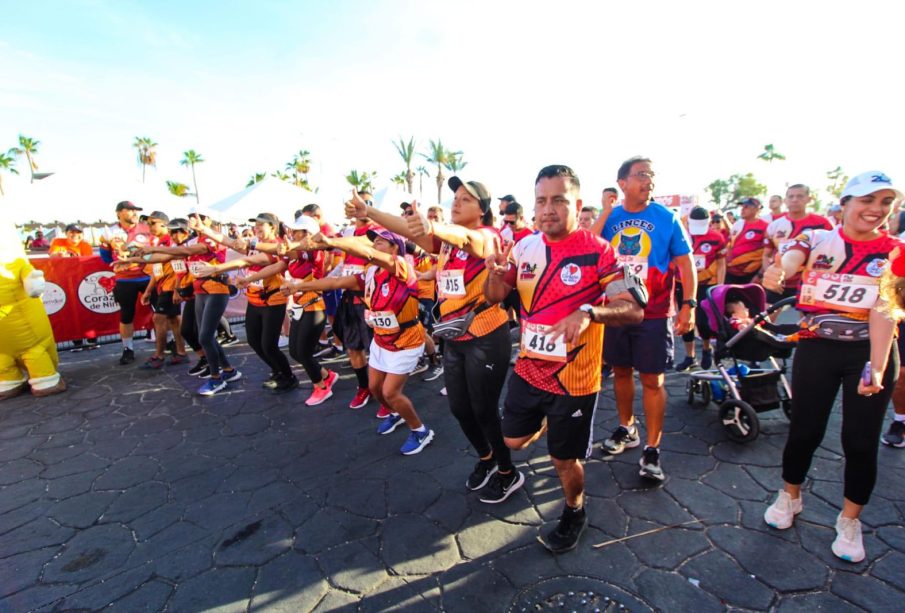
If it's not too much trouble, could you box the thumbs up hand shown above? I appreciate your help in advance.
[762,251,785,292]
[344,189,369,219]
[405,200,431,237]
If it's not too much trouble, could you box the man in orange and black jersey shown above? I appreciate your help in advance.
[486,165,645,554]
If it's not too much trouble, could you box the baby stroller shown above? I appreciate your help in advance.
[685,284,799,442]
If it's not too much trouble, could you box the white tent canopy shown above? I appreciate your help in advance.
[207,178,317,224]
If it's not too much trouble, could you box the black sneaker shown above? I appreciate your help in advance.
[411,356,429,376]
[271,375,298,393]
[220,334,240,347]
[701,350,713,370]
[422,363,444,382]
[882,420,905,448]
[262,372,279,389]
[601,425,640,455]
[466,460,498,490]
[188,358,209,377]
[674,356,697,372]
[538,504,588,554]
[639,446,665,481]
[479,470,525,504]
[119,348,135,365]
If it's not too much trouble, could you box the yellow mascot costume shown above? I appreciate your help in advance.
[0,222,66,399]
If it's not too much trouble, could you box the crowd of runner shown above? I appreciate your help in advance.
[88,157,905,559]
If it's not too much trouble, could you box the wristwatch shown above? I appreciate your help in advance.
[682,299,698,308]
[579,304,595,321]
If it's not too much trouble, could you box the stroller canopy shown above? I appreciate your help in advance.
[702,284,768,336]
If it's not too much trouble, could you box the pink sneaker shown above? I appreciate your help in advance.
[323,370,338,389]
[375,405,392,419]
[305,386,334,407]
[349,387,371,409]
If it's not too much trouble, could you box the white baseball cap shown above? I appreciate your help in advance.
[285,214,320,234]
[841,171,904,201]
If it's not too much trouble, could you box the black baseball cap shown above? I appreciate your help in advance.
[498,195,516,203]
[449,177,492,212]
[249,212,280,225]
[738,197,761,207]
[142,211,170,223]
[116,201,142,212]
[167,218,190,232]
[65,223,83,233]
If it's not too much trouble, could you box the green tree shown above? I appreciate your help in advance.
[391,172,407,189]
[757,143,786,163]
[705,178,731,209]
[11,135,40,183]
[166,180,192,197]
[0,150,18,196]
[729,172,767,205]
[246,172,268,187]
[392,136,416,194]
[271,170,290,182]
[133,136,158,183]
[826,166,849,199]
[422,139,451,203]
[416,165,429,199]
[285,150,313,191]
[180,149,204,203]
[444,151,467,176]
[346,169,377,193]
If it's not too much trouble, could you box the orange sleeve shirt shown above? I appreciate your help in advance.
[244,251,288,307]
[359,258,424,351]
[727,219,768,276]
[49,238,93,257]
[691,230,728,286]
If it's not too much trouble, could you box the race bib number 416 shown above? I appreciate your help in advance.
[520,322,567,362]
[799,271,878,314]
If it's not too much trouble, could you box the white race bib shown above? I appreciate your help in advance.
[520,322,567,362]
[616,254,648,279]
[693,254,706,271]
[188,261,206,277]
[438,269,466,297]
[799,271,878,314]
[342,264,364,277]
[171,259,187,274]
[366,309,399,331]
[152,263,164,278]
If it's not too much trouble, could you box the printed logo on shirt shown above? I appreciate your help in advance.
[381,284,389,297]
[560,263,582,286]
[611,219,656,233]
[813,254,835,270]
[520,262,538,280]
[456,250,469,261]
[701,243,712,254]
[866,258,888,277]
[745,230,755,240]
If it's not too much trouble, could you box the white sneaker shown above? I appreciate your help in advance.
[278,335,289,348]
[763,491,802,529]
[832,513,865,563]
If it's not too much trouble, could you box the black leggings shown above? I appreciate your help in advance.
[443,324,513,471]
[181,300,201,352]
[289,309,326,384]
[245,303,292,378]
[782,339,899,505]
[195,293,231,376]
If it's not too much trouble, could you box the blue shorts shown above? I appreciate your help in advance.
[324,290,340,317]
[603,317,674,375]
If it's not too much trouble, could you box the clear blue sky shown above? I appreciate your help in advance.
[3,0,904,223]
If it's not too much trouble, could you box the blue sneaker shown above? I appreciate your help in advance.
[401,428,435,455]
[198,378,227,396]
[377,413,404,435]
[222,369,242,383]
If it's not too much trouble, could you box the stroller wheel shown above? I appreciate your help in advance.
[685,378,696,404]
[719,400,760,443]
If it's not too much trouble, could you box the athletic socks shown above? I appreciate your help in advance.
[123,338,134,351]
[354,366,369,389]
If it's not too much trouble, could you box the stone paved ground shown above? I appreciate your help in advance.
[2,329,905,612]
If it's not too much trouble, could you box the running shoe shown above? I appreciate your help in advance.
[140,356,165,370]
[601,425,640,455]
[322,370,338,389]
[411,356,429,376]
[466,460,498,490]
[222,369,242,383]
[278,335,290,348]
[195,366,211,379]
[314,344,342,359]
[882,420,905,447]
[422,363,444,382]
[188,358,209,376]
[167,353,189,366]
[639,446,665,482]
[832,513,865,563]
[271,375,298,393]
[479,470,525,504]
[262,373,280,389]
[401,428,435,455]
[349,388,371,409]
[538,504,588,554]
[375,405,392,419]
[220,334,240,347]
[87,340,100,350]
[305,386,334,406]
[701,350,713,370]
[119,348,135,365]
[763,490,802,530]
[70,343,84,353]
[377,413,404,435]
[674,356,697,372]
[198,378,227,396]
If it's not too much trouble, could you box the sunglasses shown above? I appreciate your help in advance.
[505,220,517,225]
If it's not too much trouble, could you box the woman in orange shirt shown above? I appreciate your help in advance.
[48,224,94,257]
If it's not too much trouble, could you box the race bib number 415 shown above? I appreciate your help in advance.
[438,269,466,297]
[520,322,567,362]
[799,271,878,314]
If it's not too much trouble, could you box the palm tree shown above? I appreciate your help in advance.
[246,172,268,187]
[391,172,407,189]
[0,150,19,196]
[416,165,429,199]
[392,136,416,194]
[422,139,451,204]
[444,151,467,176]
[180,150,204,203]
[271,170,290,182]
[346,169,377,193]
[285,150,313,191]
[757,143,786,163]
[166,181,192,198]
[133,136,158,183]
[11,135,40,183]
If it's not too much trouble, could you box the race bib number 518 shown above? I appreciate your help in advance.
[799,271,878,314]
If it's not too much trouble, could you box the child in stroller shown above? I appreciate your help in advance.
[685,284,799,442]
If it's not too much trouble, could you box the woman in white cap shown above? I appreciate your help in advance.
[762,171,904,563]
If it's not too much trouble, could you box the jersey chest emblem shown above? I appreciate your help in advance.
[560,263,582,286]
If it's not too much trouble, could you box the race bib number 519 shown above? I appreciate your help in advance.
[616,255,648,279]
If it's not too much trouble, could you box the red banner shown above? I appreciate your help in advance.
[30,256,153,342]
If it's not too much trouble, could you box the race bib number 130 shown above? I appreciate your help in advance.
[799,271,878,314]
